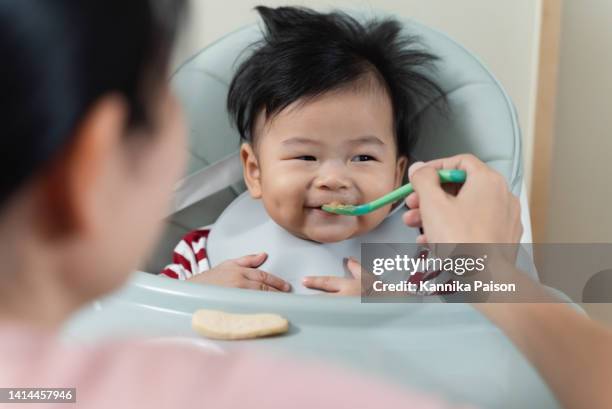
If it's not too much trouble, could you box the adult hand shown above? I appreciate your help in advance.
[189,253,291,292]
[403,154,523,244]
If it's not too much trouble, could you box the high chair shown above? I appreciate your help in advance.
[63,15,561,409]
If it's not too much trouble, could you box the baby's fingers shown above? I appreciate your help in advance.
[233,252,267,268]
[239,281,280,292]
[242,268,291,292]
[302,276,343,293]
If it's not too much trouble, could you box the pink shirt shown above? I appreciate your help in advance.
[0,323,470,409]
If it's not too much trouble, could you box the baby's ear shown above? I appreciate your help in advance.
[240,143,262,198]
[395,155,409,186]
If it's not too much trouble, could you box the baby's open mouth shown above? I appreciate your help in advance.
[305,204,348,213]
[306,199,355,209]
[305,205,335,211]
[305,207,341,218]
[304,201,355,218]
[304,198,359,218]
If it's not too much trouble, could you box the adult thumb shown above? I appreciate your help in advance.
[409,165,446,204]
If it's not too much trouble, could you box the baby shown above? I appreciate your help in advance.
[161,6,445,293]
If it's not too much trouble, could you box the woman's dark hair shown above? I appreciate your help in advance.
[0,0,185,208]
[228,6,445,156]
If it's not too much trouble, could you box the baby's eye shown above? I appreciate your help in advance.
[296,155,317,161]
[352,155,376,162]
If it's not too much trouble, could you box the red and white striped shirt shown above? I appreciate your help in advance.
[160,227,212,279]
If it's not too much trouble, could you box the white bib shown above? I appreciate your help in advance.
[207,192,418,294]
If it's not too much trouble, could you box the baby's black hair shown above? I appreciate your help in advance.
[227,6,446,157]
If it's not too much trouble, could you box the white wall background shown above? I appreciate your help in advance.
[546,0,612,242]
[173,0,543,190]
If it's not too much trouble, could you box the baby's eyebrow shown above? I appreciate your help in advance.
[281,137,321,146]
[281,135,385,146]
[347,135,385,146]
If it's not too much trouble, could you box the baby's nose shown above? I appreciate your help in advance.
[314,176,350,190]
[314,164,351,190]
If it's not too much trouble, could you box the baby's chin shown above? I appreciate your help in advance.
[269,209,386,243]
[297,224,362,243]
[305,230,354,243]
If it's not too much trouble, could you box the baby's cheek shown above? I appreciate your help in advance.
[267,185,306,227]
[279,203,302,226]
[361,172,397,200]
[358,208,390,233]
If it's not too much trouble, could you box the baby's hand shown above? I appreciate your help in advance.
[188,253,291,292]
[302,258,362,296]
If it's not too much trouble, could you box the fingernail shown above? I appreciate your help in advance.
[408,161,426,177]
[284,282,292,291]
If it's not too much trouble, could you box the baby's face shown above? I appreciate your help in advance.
[241,88,407,243]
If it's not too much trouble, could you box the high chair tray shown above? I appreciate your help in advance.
[63,271,561,409]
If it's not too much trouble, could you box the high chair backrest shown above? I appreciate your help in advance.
[147,13,525,272]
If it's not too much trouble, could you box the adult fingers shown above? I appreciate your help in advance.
[407,161,427,179]
[405,192,419,209]
[419,154,488,174]
[409,156,482,201]
[402,208,422,228]
[409,166,447,204]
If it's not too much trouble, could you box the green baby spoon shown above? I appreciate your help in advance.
[321,169,466,216]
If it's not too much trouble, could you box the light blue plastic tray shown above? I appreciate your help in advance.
[63,272,560,409]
